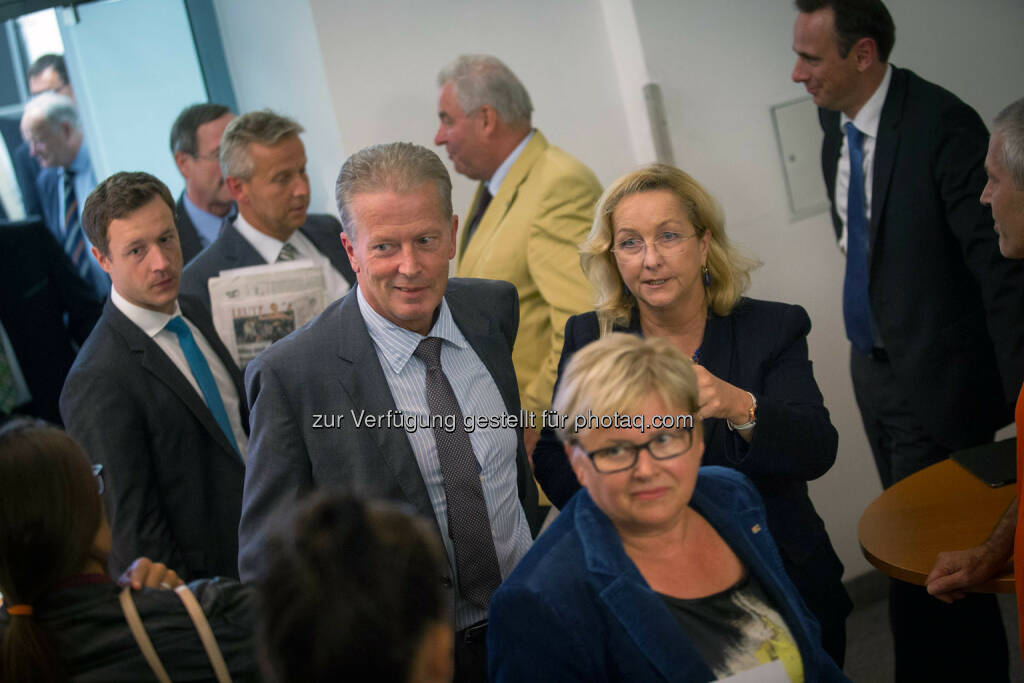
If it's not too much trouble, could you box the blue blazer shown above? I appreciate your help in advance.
[488,467,849,682]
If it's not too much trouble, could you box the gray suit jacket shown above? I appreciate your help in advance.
[237,278,538,583]
[179,213,356,317]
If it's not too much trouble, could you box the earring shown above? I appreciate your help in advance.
[702,265,711,287]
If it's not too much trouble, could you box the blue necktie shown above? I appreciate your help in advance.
[62,170,91,282]
[165,316,240,456]
[843,122,874,353]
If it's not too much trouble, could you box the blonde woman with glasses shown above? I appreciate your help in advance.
[532,164,851,665]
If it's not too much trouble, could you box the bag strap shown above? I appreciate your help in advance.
[174,584,233,683]
[118,586,172,683]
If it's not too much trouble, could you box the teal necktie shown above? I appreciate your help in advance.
[165,316,239,456]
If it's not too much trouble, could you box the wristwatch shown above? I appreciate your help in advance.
[727,391,757,432]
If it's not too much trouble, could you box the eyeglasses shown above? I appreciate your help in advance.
[572,429,693,474]
[92,463,104,495]
[610,231,698,258]
[192,148,221,163]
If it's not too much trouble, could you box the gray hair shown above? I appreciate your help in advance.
[437,55,533,127]
[220,109,304,180]
[22,92,79,130]
[335,142,452,238]
[993,98,1024,190]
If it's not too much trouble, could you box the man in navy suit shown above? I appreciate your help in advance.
[792,1,1024,679]
[169,103,236,264]
[21,92,106,298]
[61,172,247,581]
[180,110,355,330]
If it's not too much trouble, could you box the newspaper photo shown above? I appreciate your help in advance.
[207,260,328,367]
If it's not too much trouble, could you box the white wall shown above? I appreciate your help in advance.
[306,0,633,222]
[630,0,1024,578]
[212,0,346,214]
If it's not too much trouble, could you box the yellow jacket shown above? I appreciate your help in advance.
[457,130,600,418]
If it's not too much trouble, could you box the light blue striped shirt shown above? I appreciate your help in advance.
[357,287,532,629]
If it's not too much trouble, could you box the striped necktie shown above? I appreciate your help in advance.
[277,241,300,262]
[62,170,91,282]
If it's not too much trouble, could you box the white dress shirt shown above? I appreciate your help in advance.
[232,212,350,302]
[110,288,248,458]
[357,287,532,629]
[835,64,892,253]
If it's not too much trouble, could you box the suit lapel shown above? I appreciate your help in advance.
[333,292,439,534]
[576,493,714,681]
[870,67,905,247]
[103,300,241,461]
[459,131,548,274]
[222,221,267,267]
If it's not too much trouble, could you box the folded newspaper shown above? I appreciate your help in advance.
[208,260,328,367]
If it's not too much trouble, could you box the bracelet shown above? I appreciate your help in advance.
[727,391,757,432]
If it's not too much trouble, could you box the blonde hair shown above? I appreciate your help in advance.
[580,164,760,333]
[552,334,698,442]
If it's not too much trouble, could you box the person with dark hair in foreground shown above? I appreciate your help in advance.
[259,492,453,683]
[0,419,258,682]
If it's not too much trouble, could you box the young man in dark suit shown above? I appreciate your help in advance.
[792,1,1024,679]
[60,172,247,581]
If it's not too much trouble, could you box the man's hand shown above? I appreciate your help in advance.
[117,557,184,591]
[926,546,1010,603]
[524,427,541,470]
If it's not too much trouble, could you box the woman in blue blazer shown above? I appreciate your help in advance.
[491,334,848,682]
[532,164,851,664]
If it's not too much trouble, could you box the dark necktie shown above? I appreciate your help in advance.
[413,336,502,609]
[165,316,240,456]
[463,185,493,249]
[843,122,874,353]
[62,170,91,282]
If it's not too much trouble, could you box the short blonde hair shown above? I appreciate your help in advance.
[580,164,759,333]
[552,334,698,442]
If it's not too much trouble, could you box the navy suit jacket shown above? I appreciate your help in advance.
[237,278,538,582]
[179,213,356,318]
[534,299,837,567]
[820,66,1024,448]
[60,296,248,580]
[0,219,101,423]
[488,467,848,682]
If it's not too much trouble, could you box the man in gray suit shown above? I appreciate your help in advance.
[180,110,355,323]
[238,142,536,683]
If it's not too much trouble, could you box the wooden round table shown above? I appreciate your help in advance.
[858,458,1016,592]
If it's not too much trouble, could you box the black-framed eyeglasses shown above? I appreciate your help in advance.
[92,463,104,495]
[572,428,694,474]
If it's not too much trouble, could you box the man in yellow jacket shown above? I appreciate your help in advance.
[434,54,601,459]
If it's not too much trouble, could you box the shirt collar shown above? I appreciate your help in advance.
[110,286,182,338]
[486,129,535,196]
[233,211,291,264]
[841,64,892,138]
[356,285,467,374]
[182,192,231,244]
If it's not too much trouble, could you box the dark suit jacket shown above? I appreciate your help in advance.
[237,278,538,583]
[60,296,248,580]
[489,468,848,683]
[36,165,109,298]
[174,192,207,266]
[0,219,102,423]
[535,299,837,566]
[179,213,356,316]
[820,66,1024,448]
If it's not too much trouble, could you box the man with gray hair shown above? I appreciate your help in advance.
[238,141,536,682]
[434,55,600,458]
[20,92,106,297]
[926,97,1024,665]
[180,109,354,328]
